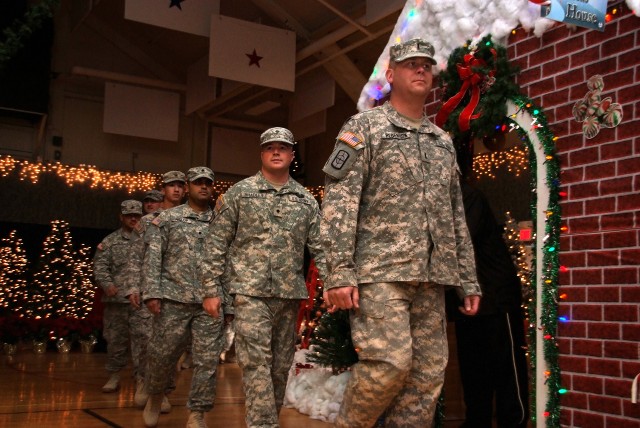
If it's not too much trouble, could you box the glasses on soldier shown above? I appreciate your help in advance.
[399,60,432,72]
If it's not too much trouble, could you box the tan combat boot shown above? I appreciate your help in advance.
[101,372,120,393]
[134,378,149,408]
[160,395,172,413]
[143,393,163,427]
[186,411,207,428]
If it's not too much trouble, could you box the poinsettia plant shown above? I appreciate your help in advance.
[24,317,51,342]
[0,314,28,344]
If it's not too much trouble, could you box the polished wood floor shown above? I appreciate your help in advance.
[0,325,473,427]
[0,346,331,428]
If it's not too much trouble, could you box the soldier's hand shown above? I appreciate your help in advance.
[105,285,119,297]
[203,297,222,318]
[128,292,141,309]
[324,286,359,311]
[459,295,481,316]
[146,298,161,315]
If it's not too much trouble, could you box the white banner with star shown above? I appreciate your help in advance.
[124,0,220,37]
[208,14,296,92]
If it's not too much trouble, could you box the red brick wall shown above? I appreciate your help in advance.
[508,11,640,428]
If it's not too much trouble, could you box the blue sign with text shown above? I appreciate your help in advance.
[541,0,607,32]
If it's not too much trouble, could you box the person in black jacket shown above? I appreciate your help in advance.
[447,181,530,428]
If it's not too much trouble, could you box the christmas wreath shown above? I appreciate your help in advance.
[436,34,520,143]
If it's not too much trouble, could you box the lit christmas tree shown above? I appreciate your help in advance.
[29,220,96,319]
[0,230,30,316]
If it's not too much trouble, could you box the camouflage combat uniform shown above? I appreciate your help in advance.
[202,171,326,428]
[143,203,223,413]
[94,227,140,375]
[321,101,481,428]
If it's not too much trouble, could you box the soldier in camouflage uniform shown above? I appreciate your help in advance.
[141,167,225,428]
[143,189,163,214]
[202,127,326,428]
[93,199,143,393]
[126,171,187,410]
[320,39,482,428]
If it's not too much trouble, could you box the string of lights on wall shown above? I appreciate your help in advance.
[0,155,327,201]
[473,144,529,179]
[0,156,324,199]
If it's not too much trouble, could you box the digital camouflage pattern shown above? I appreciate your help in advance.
[389,38,437,64]
[145,300,223,412]
[125,210,163,297]
[321,102,480,298]
[201,171,326,299]
[321,101,480,427]
[102,303,151,379]
[142,203,224,413]
[142,204,213,303]
[259,126,296,146]
[334,282,447,428]
[94,228,136,303]
[94,228,151,378]
[201,170,326,428]
[233,295,299,427]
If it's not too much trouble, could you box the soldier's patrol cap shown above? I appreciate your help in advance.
[121,200,143,215]
[260,127,296,146]
[389,38,437,64]
[143,189,163,202]
[187,166,215,182]
[162,170,186,185]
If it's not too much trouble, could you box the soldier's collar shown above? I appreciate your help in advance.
[383,102,436,134]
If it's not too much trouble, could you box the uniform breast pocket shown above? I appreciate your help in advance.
[281,197,311,231]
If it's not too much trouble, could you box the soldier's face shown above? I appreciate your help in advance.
[143,200,161,214]
[261,142,294,173]
[162,182,186,205]
[120,213,141,232]
[386,58,433,99]
[187,178,213,204]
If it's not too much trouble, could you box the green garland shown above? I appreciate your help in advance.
[438,34,520,145]
[0,0,60,70]
[438,35,563,426]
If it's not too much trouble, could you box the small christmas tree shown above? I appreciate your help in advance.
[28,220,96,319]
[307,309,359,373]
[0,230,30,316]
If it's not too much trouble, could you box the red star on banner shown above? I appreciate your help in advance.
[246,49,263,67]
[169,0,183,10]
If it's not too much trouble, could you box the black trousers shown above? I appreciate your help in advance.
[455,311,530,428]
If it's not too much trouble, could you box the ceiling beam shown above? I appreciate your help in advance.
[70,66,187,92]
[315,44,366,104]
[249,0,312,40]
[314,0,372,37]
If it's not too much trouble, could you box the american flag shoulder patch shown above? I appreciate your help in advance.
[215,195,226,213]
[151,216,162,226]
[338,131,363,148]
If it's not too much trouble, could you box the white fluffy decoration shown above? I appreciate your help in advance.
[627,0,640,15]
[284,349,351,423]
[357,0,563,111]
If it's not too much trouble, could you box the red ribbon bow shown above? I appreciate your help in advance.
[436,50,496,132]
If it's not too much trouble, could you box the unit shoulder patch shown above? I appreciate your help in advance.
[322,140,363,180]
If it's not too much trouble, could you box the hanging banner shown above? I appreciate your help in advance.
[541,0,607,32]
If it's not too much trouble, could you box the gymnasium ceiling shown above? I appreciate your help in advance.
[65,0,403,132]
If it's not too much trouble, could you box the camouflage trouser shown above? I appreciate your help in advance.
[103,302,153,376]
[234,294,299,428]
[145,300,224,412]
[130,305,153,380]
[335,282,447,428]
